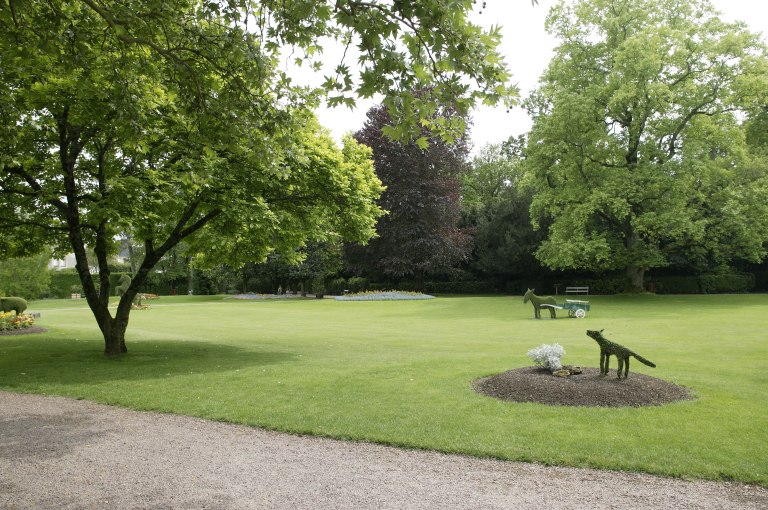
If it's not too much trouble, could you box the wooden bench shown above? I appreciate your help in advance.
[565,286,589,295]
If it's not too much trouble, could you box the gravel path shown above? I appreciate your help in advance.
[1,391,766,509]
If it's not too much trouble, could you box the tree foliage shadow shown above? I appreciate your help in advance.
[0,335,296,387]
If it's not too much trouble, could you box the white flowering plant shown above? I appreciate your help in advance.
[527,343,565,371]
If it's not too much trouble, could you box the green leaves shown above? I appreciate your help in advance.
[0,0,515,349]
[524,0,768,283]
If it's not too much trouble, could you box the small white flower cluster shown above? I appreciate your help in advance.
[527,343,565,371]
[335,291,435,301]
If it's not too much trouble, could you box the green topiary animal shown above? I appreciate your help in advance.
[0,297,28,315]
[523,288,557,319]
[115,274,131,296]
[586,329,656,379]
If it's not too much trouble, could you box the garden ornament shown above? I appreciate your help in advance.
[586,329,656,379]
[0,297,27,315]
[523,288,557,319]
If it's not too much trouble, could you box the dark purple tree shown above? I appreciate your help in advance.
[348,104,472,287]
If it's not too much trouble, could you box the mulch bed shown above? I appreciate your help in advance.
[0,326,48,336]
[473,366,695,408]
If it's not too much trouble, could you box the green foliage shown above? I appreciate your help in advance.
[654,276,703,295]
[115,274,131,297]
[48,271,131,298]
[523,0,768,290]
[699,272,755,294]
[461,143,545,280]
[653,271,755,294]
[425,280,497,294]
[327,278,347,295]
[4,295,768,485]
[348,104,472,281]
[0,311,34,331]
[2,0,513,353]
[311,275,326,296]
[586,329,656,379]
[0,297,28,315]
[346,277,369,293]
[48,271,85,299]
[752,269,768,292]
[0,253,52,299]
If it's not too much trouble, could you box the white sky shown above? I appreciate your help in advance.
[309,0,768,154]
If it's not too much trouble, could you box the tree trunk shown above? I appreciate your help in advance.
[96,301,130,357]
[626,264,645,292]
[624,229,645,292]
[102,320,128,356]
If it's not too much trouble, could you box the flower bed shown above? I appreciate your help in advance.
[335,291,435,301]
[231,293,308,300]
[0,312,35,331]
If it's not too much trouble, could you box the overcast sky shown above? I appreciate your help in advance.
[309,0,768,154]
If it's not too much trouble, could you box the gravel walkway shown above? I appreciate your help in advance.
[1,391,766,509]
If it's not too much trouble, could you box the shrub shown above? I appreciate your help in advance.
[699,272,754,294]
[753,270,768,292]
[312,276,326,296]
[327,278,347,295]
[654,275,701,294]
[346,277,369,293]
[652,271,755,294]
[49,270,83,298]
[527,343,565,371]
[0,297,28,315]
[425,280,498,294]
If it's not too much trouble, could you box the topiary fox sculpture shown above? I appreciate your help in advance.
[586,329,656,379]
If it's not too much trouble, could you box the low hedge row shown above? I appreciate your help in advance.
[652,272,755,294]
[48,270,133,298]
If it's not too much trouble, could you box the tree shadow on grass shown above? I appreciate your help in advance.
[0,335,296,387]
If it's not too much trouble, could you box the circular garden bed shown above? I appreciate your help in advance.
[473,366,694,407]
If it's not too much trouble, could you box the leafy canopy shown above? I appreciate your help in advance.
[523,0,768,288]
[0,0,519,354]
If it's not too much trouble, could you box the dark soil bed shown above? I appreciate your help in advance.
[473,366,694,407]
[0,326,48,336]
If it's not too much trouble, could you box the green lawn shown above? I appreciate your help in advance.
[2,294,767,486]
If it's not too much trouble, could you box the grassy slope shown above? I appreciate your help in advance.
[2,294,766,486]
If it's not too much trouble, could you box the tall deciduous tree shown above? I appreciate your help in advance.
[461,143,544,280]
[348,104,472,285]
[523,0,768,290]
[0,0,517,355]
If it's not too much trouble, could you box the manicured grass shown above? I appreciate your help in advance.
[2,294,767,486]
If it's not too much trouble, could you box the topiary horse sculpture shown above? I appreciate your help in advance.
[523,288,557,319]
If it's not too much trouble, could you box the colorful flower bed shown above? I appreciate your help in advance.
[0,312,35,331]
[334,291,435,301]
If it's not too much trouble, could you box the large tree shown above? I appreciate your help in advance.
[0,1,517,355]
[461,142,544,280]
[523,0,768,290]
[348,104,472,285]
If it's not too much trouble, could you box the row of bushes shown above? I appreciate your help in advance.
[48,271,133,298]
[41,268,759,298]
[651,272,755,294]
[342,271,754,296]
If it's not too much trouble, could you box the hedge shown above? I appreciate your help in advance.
[652,272,754,294]
[48,270,133,298]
